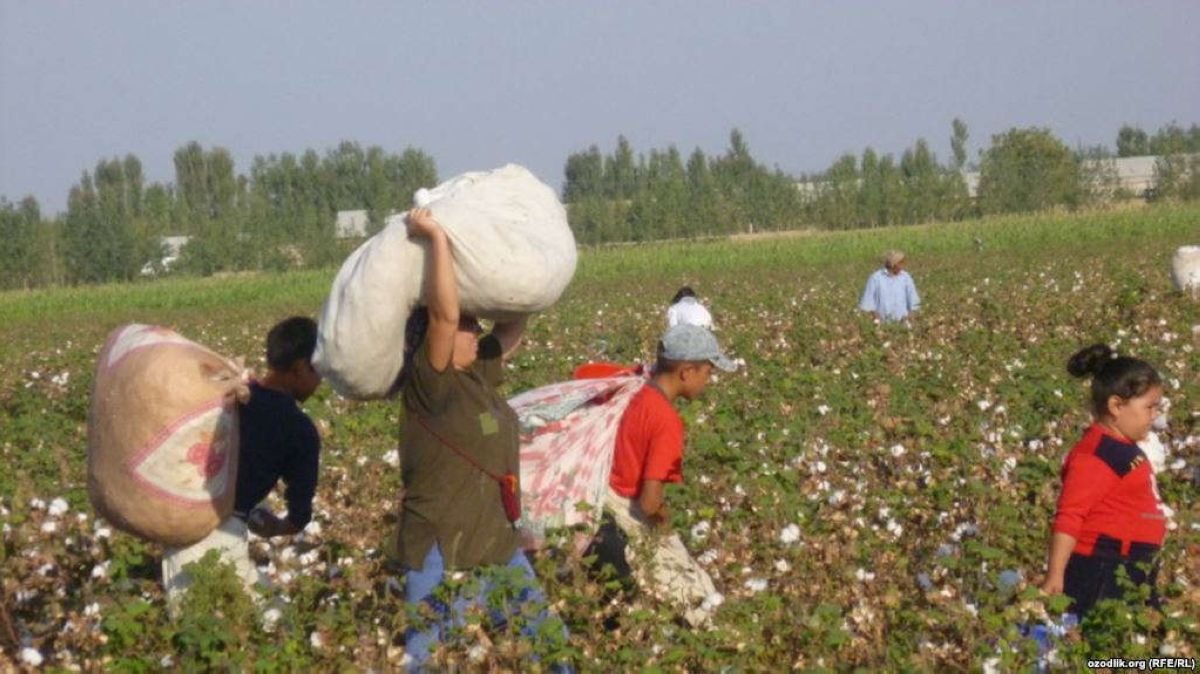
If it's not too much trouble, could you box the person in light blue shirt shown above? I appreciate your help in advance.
[859,250,920,321]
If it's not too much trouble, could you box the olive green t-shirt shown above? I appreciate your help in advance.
[397,334,521,570]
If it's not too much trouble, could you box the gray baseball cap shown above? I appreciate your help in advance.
[660,324,738,372]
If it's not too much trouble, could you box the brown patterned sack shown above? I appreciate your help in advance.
[87,324,247,545]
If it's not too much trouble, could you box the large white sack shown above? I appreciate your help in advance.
[314,164,577,398]
[1171,245,1200,296]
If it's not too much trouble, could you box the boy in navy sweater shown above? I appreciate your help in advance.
[162,317,322,604]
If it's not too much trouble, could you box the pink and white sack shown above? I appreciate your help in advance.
[87,324,248,546]
[510,372,647,548]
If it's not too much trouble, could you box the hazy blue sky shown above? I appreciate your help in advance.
[2,2,1197,214]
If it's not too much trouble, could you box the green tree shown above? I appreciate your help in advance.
[64,168,137,283]
[951,118,969,170]
[1116,125,1150,157]
[977,128,1080,214]
[0,197,43,289]
[607,135,638,199]
[563,145,605,202]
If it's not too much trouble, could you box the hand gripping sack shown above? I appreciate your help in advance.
[88,325,248,546]
[314,164,577,399]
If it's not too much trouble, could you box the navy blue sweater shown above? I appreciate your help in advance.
[234,383,320,529]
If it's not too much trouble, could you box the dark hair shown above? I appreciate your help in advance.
[671,286,696,305]
[1066,343,1162,418]
[266,317,317,371]
[392,307,430,392]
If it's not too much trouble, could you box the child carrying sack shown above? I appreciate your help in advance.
[314,164,577,399]
[509,371,646,548]
[88,324,248,546]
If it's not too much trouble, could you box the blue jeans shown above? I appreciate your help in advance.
[404,544,571,672]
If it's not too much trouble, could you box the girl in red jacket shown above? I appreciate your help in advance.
[1040,343,1166,617]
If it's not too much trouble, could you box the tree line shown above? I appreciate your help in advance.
[1,121,1198,289]
[1,142,436,288]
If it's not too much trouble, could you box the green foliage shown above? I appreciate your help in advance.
[563,129,806,243]
[803,121,972,230]
[978,127,1080,215]
[0,196,44,289]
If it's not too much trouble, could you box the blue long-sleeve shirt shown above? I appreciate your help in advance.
[859,268,920,321]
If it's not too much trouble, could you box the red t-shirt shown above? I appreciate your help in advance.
[1052,423,1167,556]
[609,384,685,498]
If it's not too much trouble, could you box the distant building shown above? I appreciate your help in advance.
[959,155,1188,200]
[335,210,370,239]
[140,235,191,276]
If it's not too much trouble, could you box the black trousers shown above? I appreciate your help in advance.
[583,512,634,588]
[1063,535,1160,618]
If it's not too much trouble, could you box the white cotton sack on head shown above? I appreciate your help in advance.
[313,164,577,399]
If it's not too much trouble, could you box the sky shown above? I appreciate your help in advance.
[2,2,1198,215]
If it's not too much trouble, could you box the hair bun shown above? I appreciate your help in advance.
[1067,343,1114,378]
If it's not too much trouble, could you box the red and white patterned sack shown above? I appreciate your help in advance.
[510,371,646,548]
[87,325,248,546]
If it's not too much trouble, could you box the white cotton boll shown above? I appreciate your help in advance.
[1138,432,1167,474]
[817,404,831,416]
[21,647,44,667]
[382,449,400,468]
[855,568,875,582]
[698,549,719,565]
[262,607,282,632]
[889,444,906,458]
[1170,459,1186,471]
[701,592,725,612]
[91,561,110,579]
[775,559,791,573]
[690,521,711,540]
[468,643,489,662]
[30,498,46,510]
[977,400,991,411]
[744,578,767,593]
[41,521,58,534]
[310,631,324,649]
[48,498,69,517]
[298,550,321,567]
[779,523,801,544]
[84,602,101,618]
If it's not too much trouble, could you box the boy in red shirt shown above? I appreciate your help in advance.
[587,324,737,626]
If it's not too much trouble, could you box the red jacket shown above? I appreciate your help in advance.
[1052,424,1167,556]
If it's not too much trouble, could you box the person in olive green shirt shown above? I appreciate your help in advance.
[398,207,569,671]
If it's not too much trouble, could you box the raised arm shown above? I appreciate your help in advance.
[407,208,458,372]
